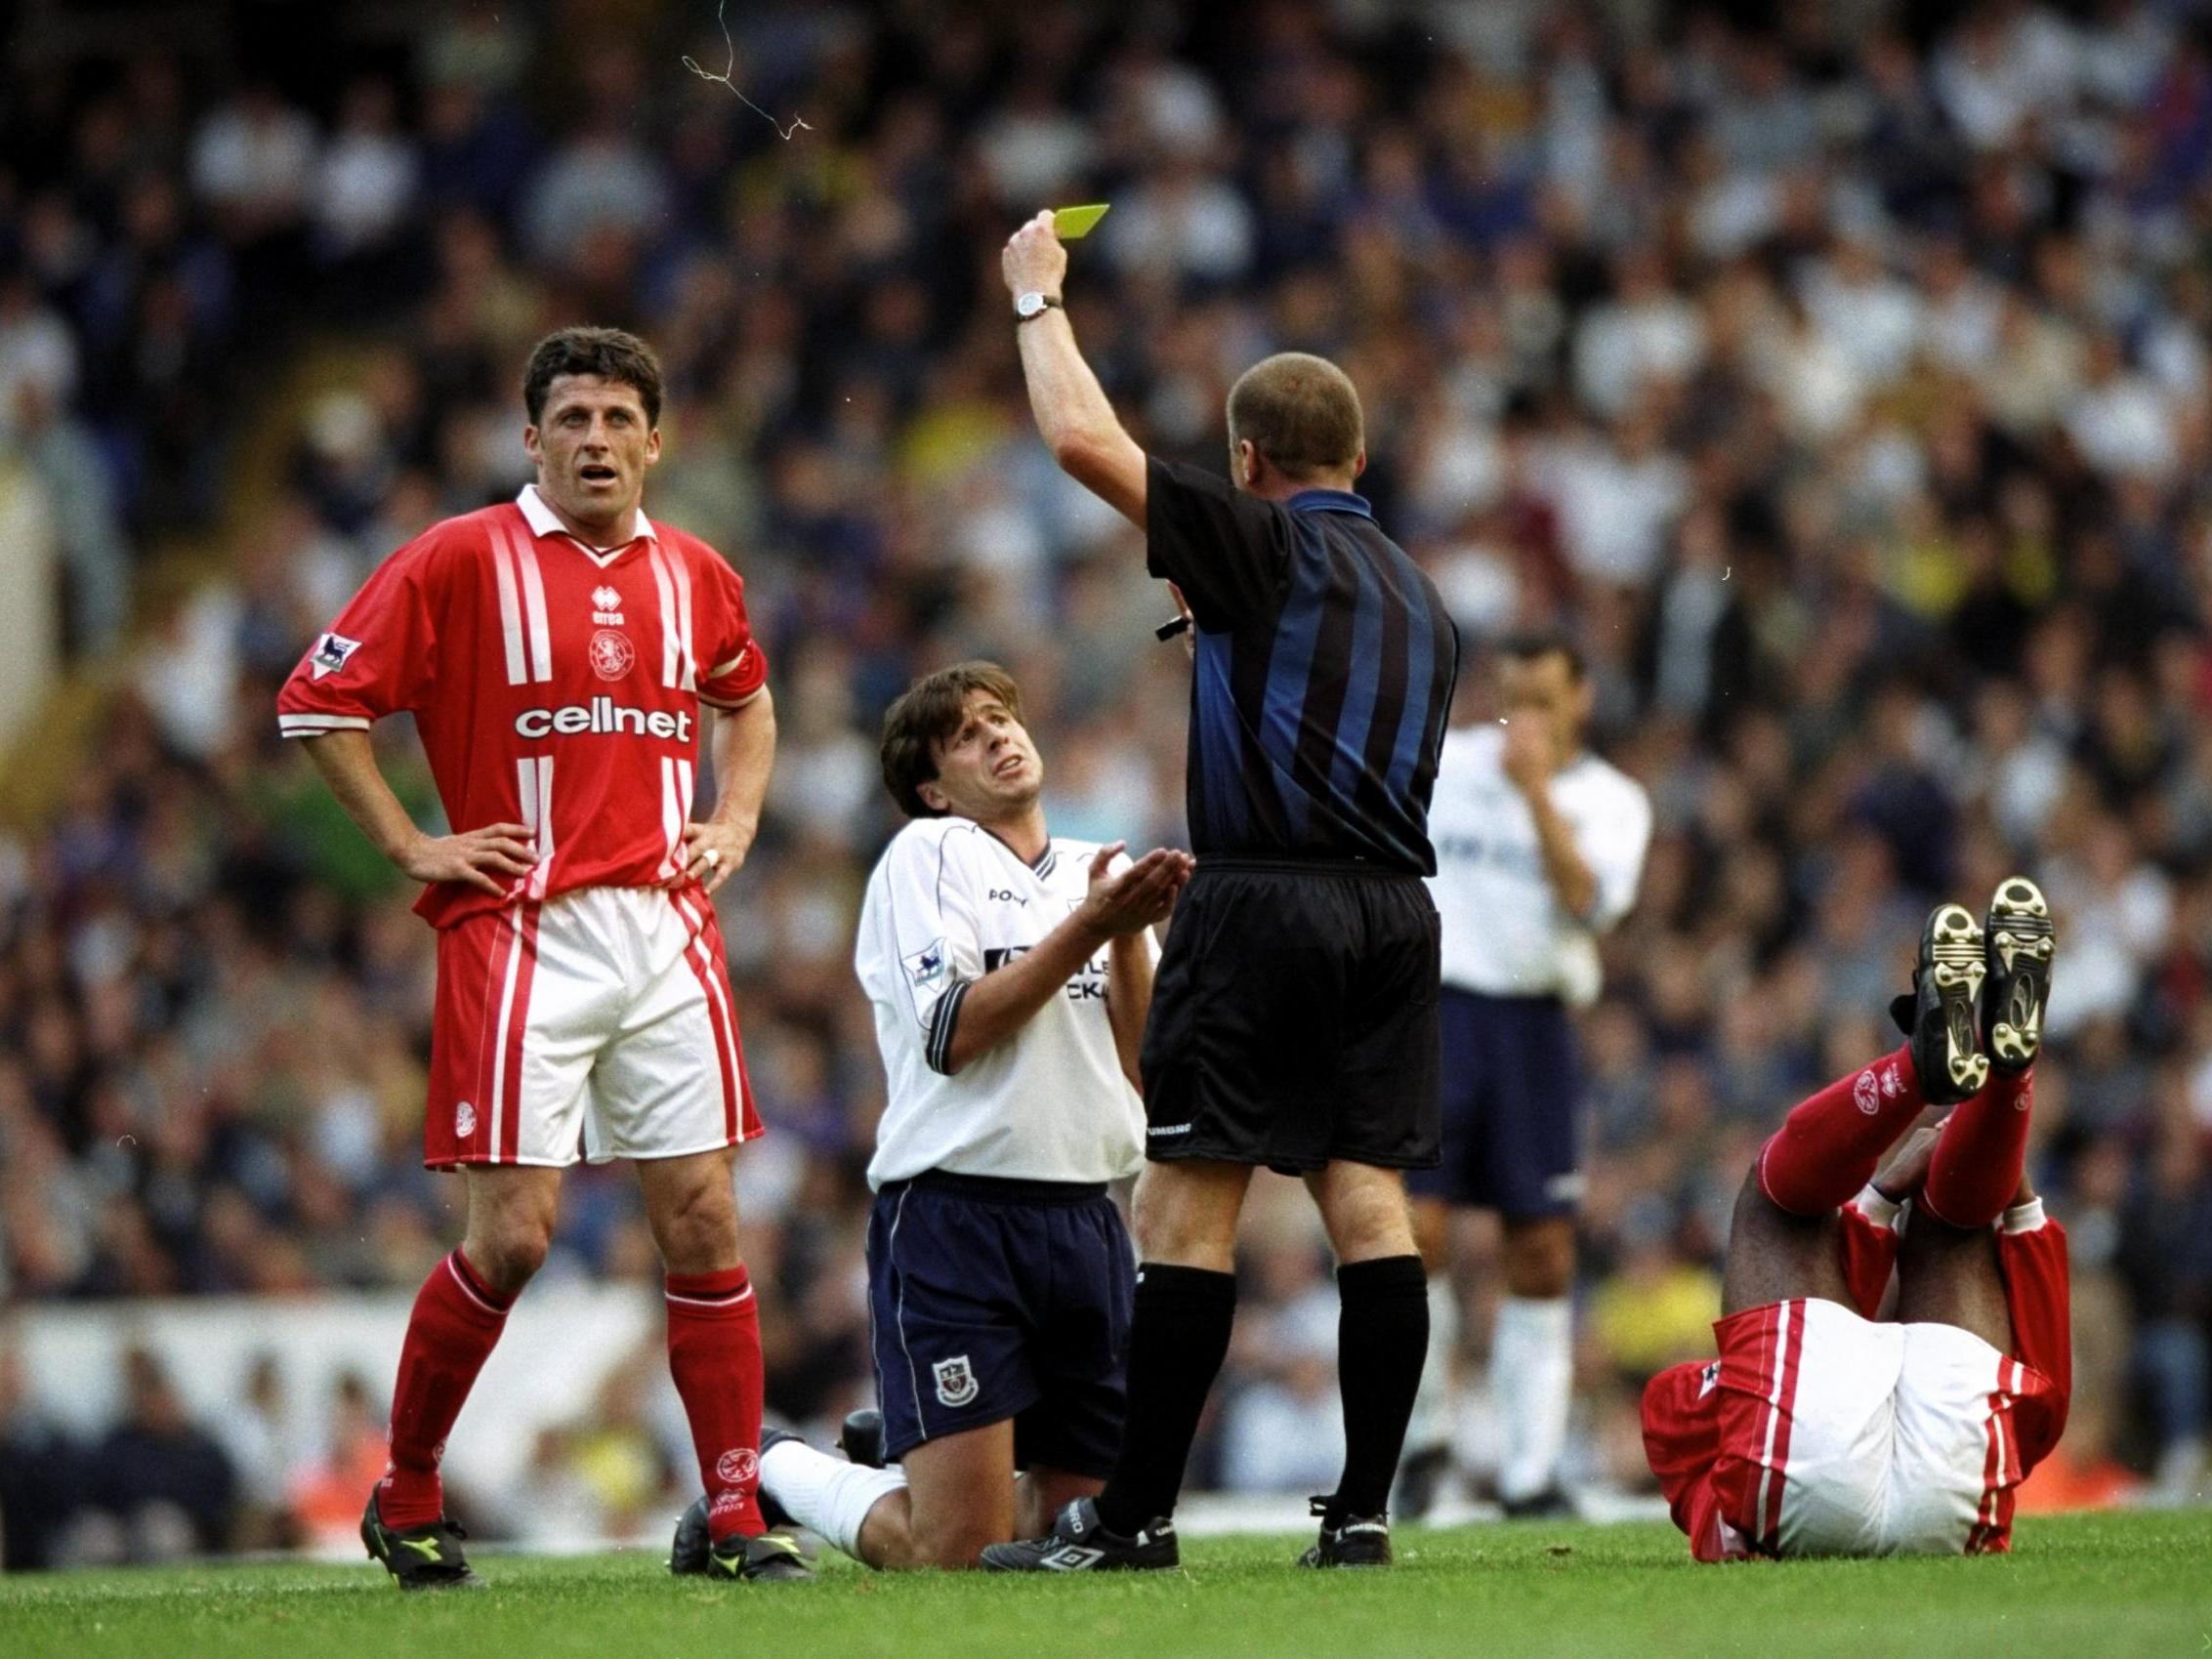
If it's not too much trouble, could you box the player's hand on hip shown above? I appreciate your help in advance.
[675,818,752,896]
[1002,210,1067,298]
[399,823,536,896]
[1082,844,1195,935]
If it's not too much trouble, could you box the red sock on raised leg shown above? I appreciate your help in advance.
[1920,1069,2033,1230]
[1758,1045,1930,1216]
[381,1249,516,1528]
[666,1265,766,1541]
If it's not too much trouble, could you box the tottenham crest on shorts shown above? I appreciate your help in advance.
[932,1354,979,1408]
[309,632,362,680]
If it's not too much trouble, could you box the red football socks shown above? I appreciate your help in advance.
[666,1265,766,1540]
[1921,1068,2033,1230]
[380,1250,516,1527]
[1758,1045,1929,1216]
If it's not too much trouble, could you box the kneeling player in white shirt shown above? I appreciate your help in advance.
[677,661,1190,1571]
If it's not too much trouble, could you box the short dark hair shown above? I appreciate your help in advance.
[522,326,664,428]
[1496,628,1587,682]
[1226,352,1364,480]
[879,661,1025,818]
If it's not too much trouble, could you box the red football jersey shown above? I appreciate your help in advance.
[277,485,769,928]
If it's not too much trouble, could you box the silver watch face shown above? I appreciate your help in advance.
[1016,291,1047,318]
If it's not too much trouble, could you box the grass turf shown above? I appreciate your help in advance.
[3,1511,2206,1659]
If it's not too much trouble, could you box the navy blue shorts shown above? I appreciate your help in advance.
[866,1172,1134,1475]
[1404,988,1582,1220]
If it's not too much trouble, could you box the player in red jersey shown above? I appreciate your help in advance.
[1643,879,2070,1559]
[278,326,807,1586]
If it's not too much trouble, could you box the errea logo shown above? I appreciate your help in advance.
[590,585,625,625]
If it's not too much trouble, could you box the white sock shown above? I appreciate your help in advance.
[760,1438,907,1559]
[1492,1296,1572,1502]
[1403,1274,1459,1454]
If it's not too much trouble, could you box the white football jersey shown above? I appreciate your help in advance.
[855,817,1149,1188]
[1427,723,1652,1006]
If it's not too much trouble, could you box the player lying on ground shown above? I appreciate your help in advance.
[673,662,1192,1570]
[1644,880,2069,1558]
[280,328,804,1585]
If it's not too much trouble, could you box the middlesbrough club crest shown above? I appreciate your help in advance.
[589,628,635,682]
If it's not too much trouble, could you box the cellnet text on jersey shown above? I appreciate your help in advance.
[513,698,695,741]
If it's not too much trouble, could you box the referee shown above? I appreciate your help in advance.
[982,213,1460,1571]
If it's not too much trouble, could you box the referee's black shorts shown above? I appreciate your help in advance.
[1139,857,1440,1176]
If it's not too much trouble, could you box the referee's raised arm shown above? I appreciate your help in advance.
[1002,211,1148,526]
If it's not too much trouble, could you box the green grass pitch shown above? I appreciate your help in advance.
[4,1513,2207,1659]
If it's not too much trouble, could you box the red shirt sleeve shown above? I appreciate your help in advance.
[1997,1210,2071,1472]
[691,547,768,708]
[1838,1194,1903,1319]
[1642,1362,1721,1517]
[276,532,442,735]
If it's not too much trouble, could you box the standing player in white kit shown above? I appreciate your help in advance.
[279,326,807,1586]
[1403,632,1650,1515]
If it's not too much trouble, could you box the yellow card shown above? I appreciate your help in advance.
[1053,203,1110,239]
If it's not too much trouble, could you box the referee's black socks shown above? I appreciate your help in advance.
[1329,1254,1430,1521]
[1095,1264,1236,1536]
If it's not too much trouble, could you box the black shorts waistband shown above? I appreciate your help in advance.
[882,1171,1111,1206]
[1444,986,1565,1011]
[1196,855,1422,880]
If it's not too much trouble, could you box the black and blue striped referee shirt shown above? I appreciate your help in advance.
[1146,457,1461,875]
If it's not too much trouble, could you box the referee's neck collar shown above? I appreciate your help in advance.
[1285,487,1373,518]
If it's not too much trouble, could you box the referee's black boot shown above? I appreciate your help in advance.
[1887,902,1989,1104]
[1297,1497,1392,1567]
[978,1497,1179,1572]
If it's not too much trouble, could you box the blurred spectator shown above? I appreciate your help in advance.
[79,1348,237,1560]
[287,1371,396,1550]
[213,1353,301,1551]
[0,1337,86,1570]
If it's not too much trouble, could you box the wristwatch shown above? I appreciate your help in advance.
[1014,291,1064,323]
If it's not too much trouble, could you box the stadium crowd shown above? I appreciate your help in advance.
[6,0,2212,1561]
